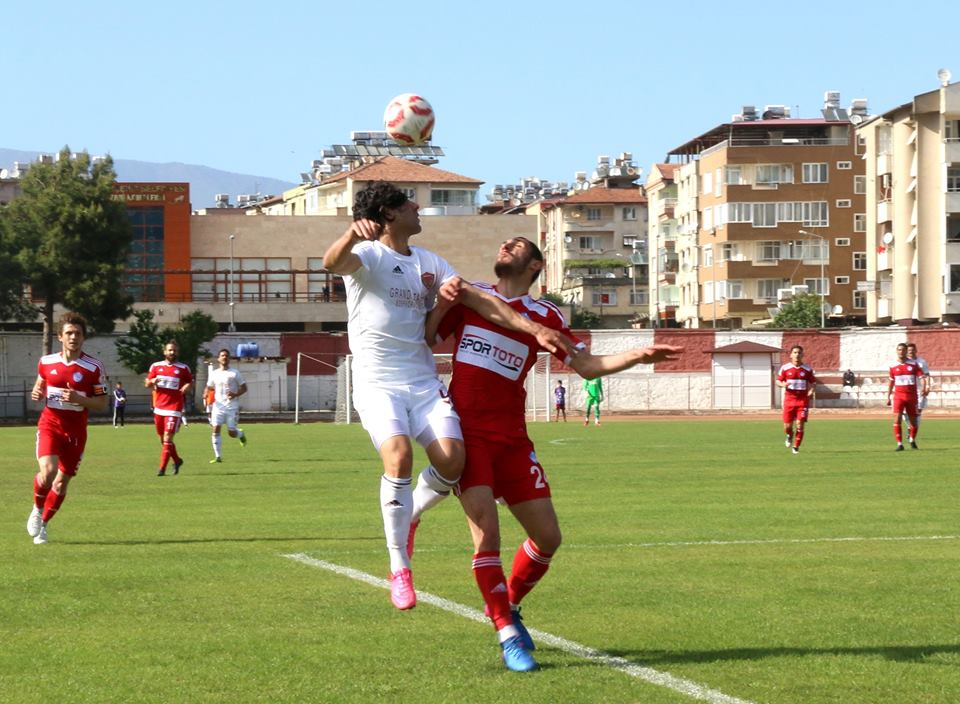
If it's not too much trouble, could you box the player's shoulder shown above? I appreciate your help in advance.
[39,352,62,366]
[800,364,814,372]
[148,360,166,371]
[77,352,106,373]
[778,362,795,372]
[172,361,192,372]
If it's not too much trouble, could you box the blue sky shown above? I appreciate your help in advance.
[4,1,958,197]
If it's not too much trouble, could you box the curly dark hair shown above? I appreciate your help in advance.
[353,182,409,225]
[57,311,88,336]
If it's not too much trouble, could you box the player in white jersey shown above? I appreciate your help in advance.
[322,181,570,611]
[906,343,931,421]
[206,348,247,463]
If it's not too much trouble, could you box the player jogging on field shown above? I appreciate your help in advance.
[553,380,566,422]
[583,376,603,426]
[777,345,816,454]
[887,342,925,450]
[905,343,931,426]
[206,348,248,463]
[322,182,570,611]
[416,237,682,671]
[27,312,109,545]
[145,340,193,476]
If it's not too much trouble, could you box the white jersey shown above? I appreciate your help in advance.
[912,356,930,377]
[345,240,457,386]
[207,367,246,410]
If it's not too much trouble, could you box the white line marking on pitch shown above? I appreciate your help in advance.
[565,534,960,550]
[282,553,757,704]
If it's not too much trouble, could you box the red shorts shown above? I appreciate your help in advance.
[892,397,918,419]
[782,402,810,423]
[456,430,551,506]
[154,414,182,437]
[36,422,87,476]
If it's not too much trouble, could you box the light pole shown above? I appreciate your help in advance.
[798,230,826,328]
[228,234,236,332]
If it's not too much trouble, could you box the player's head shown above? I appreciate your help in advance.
[116,381,123,388]
[906,343,917,359]
[217,348,230,368]
[163,340,179,362]
[556,380,563,387]
[353,182,420,236]
[896,342,907,361]
[790,345,803,364]
[494,237,544,283]
[57,311,87,352]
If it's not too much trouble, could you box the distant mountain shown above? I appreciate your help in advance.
[0,148,296,210]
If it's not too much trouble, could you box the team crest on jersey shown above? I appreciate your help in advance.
[72,371,84,383]
[421,272,435,289]
[51,369,58,375]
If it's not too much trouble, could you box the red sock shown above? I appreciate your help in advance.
[34,473,49,510]
[893,422,902,443]
[473,552,512,631]
[794,429,804,448]
[169,442,181,464]
[42,487,66,523]
[508,539,554,606]
[160,443,171,470]
[908,421,917,441]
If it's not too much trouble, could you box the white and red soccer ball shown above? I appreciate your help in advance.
[383,93,435,146]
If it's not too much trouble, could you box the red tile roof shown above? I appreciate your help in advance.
[321,156,483,185]
[562,187,646,204]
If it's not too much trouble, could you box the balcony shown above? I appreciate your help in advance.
[877,200,891,223]
[657,198,677,220]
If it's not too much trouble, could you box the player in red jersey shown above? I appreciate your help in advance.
[413,237,682,671]
[776,345,816,454]
[27,312,109,545]
[887,342,925,451]
[145,340,193,475]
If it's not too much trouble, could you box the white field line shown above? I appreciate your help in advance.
[282,553,757,704]
[566,534,960,550]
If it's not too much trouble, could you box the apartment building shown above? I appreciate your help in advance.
[540,155,649,328]
[645,163,682,326]
[857,75,960,324]
[656,97,867,328]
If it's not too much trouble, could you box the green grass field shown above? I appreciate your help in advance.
[1,417,958,704]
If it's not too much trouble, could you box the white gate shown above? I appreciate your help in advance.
[713,352,773,409]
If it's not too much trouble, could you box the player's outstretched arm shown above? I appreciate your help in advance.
[425,280,461,345]
[456,283,572,356]
[31,374,45,401]
[568,344,683,380]
[322,219,380,275]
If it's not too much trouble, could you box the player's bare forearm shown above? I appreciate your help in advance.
[31,376,45,401]
[180,383,193,399]
[569,344,683,379]
[457,284,570,355]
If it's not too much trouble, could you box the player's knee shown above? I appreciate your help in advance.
[531,525,562,554]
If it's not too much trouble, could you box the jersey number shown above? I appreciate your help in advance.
[529,465,546,489]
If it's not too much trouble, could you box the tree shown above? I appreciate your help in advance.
[116,309,219,376]
[771,293,823,328]
[1,147,133,353]
[571,308,602,329]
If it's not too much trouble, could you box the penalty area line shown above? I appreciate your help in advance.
[282,553,756,704]
[565,534,960,551]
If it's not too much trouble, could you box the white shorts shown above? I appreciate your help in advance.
[353,377,462,451]
[210,405,240,430]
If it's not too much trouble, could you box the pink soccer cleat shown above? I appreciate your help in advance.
[389,568,416,610]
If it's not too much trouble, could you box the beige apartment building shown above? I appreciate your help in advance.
[539,156,649,328]
[857,77,960,324]
[656,99,867,328]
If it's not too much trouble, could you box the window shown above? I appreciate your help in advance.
[727,202,752,222]
[854,213,867,232]
[586,207,602,221]
[719,243,738,262]
[757,241,782,262]
[950,265,960,293]
[948,167,960,193]
[629,290,648,305]
[579,236,601,251]
[702,171,712,195]
[591,290,617,306]
[725,165,742,185]
[715,168,722,196]
[803,163,828,183]
[801,201,828,227]
[756,164,793,185]
[401,188,417,201]
[622,235,639,247]
[804,277,830,295]
[307,258,335,301]
[836,161,852,170]
[835,276,850,285]
[702,281,714,304]
[854,175,867,194]
[946,119,960,141]
[836,199,852,208]
[752,202,777,227]
[853,290,867,309]
[717,280,743,299]
[777,201,801,222]
[835,238,851,247]
[703,245,713,267]
[430,189,476,207]
[124,206,165,301]
[853,252,867,270]
[948,215,960,242]
[703,206,713,231]
[622,207,637,221]
[757,279,787,299]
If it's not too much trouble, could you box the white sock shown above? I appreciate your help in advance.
[497,624,520,644]
[380,475,413,573]
[212,434,222,458]
[411,465,458,524]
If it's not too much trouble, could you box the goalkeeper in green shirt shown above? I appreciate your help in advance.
[584,376,603,426]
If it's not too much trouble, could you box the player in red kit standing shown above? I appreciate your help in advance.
[887,342,926,451]
[416,237,682,671]
[776,345,816,454]
[27,312,109,545]
[145,340,193,475]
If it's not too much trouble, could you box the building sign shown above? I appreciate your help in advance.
[856,280,877,291]
[112,183,188,204]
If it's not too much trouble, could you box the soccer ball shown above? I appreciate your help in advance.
[383,93,435,146]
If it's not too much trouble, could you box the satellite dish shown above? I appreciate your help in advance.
[882,232,894,245]
[0,168,8,179]
[849,114,863,125]
[564,236,572,244]
[681,263,691,273]
[938,68,952,86]
[832,305,844,315]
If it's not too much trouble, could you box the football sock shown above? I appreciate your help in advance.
[380,475,413,573]
[212,434,222,458]
[159,443,171,470]
[893,422,902,443]
[33,473,49,510]
[908,420,918,441]
[411,465,457,523]
[237,429,246,443]
[42,487,66,523]
[473,551,513,632]
[170,442,182,465]
[794,429,804,448]
[508,538,554,605]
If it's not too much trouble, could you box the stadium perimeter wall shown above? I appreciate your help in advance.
[1,327,958,417]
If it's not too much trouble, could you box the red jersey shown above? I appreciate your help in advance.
[437,283,584,436]
[147,360,193,417]
[777,363,816,403]
[889,361,922,401]
[37,352,108,433]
